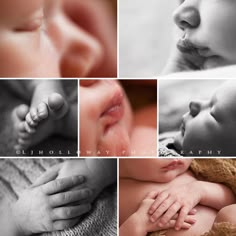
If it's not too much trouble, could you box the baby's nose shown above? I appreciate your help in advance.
[189,100,201,117]
[49,14,103,77]
[173,2,200,30]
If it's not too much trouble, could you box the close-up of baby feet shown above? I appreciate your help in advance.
[13,93,69,151]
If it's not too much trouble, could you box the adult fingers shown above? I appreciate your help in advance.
[52,204,92,220]
[42,175,85,195]
[148,191,169,215]
[50,189,93,207]
[158,202,181,227]
[32,164,62,187]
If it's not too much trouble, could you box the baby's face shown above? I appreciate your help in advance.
[120,159,192,183]
[174,0,236,69]
[79,80,133,156]
[175,81,236,156]
[0,0,101,77]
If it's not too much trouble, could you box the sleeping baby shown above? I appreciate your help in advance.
[159,80,236,156]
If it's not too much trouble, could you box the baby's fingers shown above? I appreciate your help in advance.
[175,206,191,231]
[52,204,92,220]
[148,191,169,215]
[42,175,85,194]
[157,202,181,227]
[150,197,174,222]
[53,218,79,231]
[156,220,191,230]
[50,189,93,207]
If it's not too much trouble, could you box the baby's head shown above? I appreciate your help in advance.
[120,158,192,183]
[174,81,236,156]
[0,0,102,77]
[79,80,133,156]
[174,0,236,69]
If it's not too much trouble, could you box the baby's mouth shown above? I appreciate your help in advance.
[177,36,211,58]
[101,90,124,133]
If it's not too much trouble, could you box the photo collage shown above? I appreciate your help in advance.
[0,0,236,236]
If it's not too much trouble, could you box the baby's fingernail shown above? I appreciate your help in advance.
[175,227,180,231]
[158,222,163,227]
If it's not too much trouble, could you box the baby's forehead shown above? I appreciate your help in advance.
[215,82,236,115]
[0,0,44,20]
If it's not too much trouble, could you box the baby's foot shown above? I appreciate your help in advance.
[15,93,69,150]
[11,104,31,150]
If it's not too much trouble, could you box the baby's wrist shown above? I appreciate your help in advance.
[0,200,24,236]
[126,212,147,235]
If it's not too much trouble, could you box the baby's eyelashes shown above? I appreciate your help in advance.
[14,17,44,32]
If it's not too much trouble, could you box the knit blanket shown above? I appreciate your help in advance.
[159,132,181,157]
[149,159,236,236]
[0,159,117,236]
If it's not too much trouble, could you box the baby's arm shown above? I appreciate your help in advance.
[148,180,236,230]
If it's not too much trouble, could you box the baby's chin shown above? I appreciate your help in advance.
[97,123,131,156]
[173,131,183,152]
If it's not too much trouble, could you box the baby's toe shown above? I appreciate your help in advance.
[16,104,29,120]
[48,93,65,111]
[26,113,37,127]
[30,108,39,123]
[18,131,30,139]
[37,102,49,120]
[18,138,31,149]
[17,121,27,133]
[24,121,36,134]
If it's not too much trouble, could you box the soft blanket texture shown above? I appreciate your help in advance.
[149,159,236,236]
[0,159,117,236]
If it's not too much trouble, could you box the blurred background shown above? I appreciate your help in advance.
[119,0,177,77]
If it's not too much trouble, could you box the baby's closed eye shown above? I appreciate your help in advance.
[14,17,44,32]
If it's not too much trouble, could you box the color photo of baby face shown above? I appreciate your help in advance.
[79,80,132,157]
[79,79,157,157]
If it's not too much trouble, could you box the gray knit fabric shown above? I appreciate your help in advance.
[159,132,182,157]
[0,159,117,236]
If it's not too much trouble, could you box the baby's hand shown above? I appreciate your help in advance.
[148,182,200,230]
[11,175,92,235]
[137,198,196,233]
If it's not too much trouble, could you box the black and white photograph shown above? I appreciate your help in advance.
[0,158,117,236]
[0,80,77,156]
[158,79,236,157]
[119,0,236,78]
